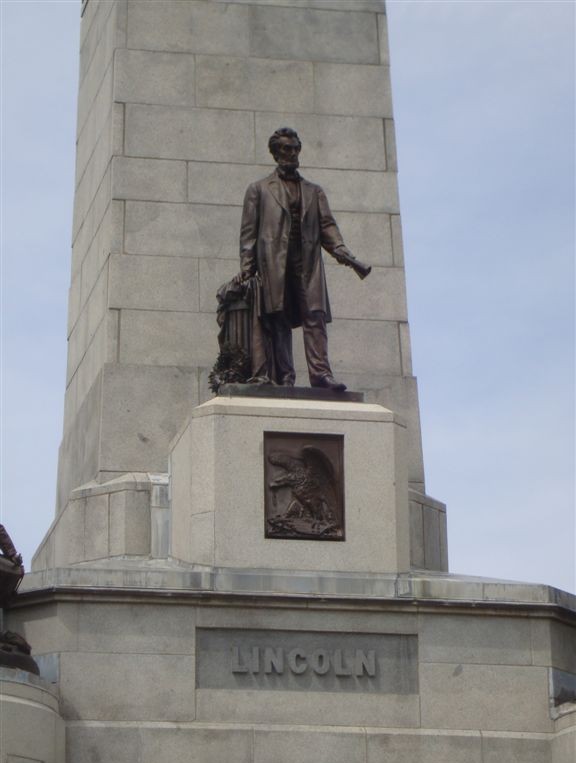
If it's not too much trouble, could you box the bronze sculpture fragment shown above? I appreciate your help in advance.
[0,523,38,674]
[264,432,344,540]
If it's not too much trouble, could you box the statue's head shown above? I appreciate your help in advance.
[268,127,301,171]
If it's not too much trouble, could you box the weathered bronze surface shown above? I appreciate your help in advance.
[0,524,38,674]
[264,432,344,541]
[0,629,39,675]
[0,524,23,605]
[0,523,22,569]
[211,127,371,392]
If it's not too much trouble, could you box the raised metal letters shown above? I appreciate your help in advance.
[264,432,344,540]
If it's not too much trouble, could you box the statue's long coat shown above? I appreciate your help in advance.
[239,171,350,328]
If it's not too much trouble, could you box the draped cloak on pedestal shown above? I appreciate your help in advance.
[215,275,274,383]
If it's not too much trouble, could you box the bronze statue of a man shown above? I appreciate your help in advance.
[238,127,369,390]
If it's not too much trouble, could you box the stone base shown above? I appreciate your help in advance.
[170,396,411,573]
[31,398,447,576]
[8,565,576,763]
[0,667,64,763]
[218,383,365,403]
[31,472,170,572]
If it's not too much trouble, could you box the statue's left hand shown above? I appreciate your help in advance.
[334,251,355,265]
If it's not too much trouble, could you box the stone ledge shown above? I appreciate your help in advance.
[13,564,576,618]
[0,666,60,705]
[190,395,405,425]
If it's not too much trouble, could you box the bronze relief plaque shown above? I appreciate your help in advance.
[264,432,344,541]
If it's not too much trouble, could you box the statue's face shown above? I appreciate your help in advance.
[274,136,301,170]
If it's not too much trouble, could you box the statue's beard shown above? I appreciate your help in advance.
[277,158,299,170]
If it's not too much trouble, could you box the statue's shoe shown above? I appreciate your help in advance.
[313,375,347,391]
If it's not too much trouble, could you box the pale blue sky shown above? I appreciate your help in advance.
[1,0,574,592]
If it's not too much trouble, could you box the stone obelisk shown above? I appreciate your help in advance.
[3,3,572,763]
[32,0,446,574]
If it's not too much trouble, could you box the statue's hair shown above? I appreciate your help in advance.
[268,127,301,158]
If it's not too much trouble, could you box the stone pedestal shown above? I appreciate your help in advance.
[170,396,410,574]
[7,567,576,763]
[0,668,65,763]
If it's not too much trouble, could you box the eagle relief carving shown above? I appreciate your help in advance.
[264,433,344,541]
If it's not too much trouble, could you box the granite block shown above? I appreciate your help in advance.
[118,310,215,366]
[420,663,553,732]
[126,0,250,56]
[67,726,140,763]
[187,162,270,206]
[75,64,114,187]
[56,370,102,514]
[77,31,114,138]
[325,265,407,321]
[552,727,576,763]
[250,5,379,64]
[390,214,404,266]
[378,12,390,66]
[399,322,413,376]
[99,363,197,474]
[7,602,79,654]
[112,156,187,202]
[197,55,313,112]
[367,730,482,763]
[420,614,533,665]
[140,726,253,763]
[423,506,441,571]
[409,501,425,569]
[108,254,199,312]
[328,319,401,374]
[77,602,195,654]
[197,688,418,727]
[481,734,551,763]
[53,499,85,566]
[305,167,399,213]
[0,677,64,763]
[254,727,366,763]
[124,201,240,259]
[384,118,398,172]
[194,606,417,635]
[332,211,393,266]
[188,512,216,567]
[212,0,385,9]
[74,317,114,413]
[59,651,196,721]
[109,489,151,556]
[314,62,392,118]
[73,121,114,241]
[125,104,254,163]
[83,492,110,560]
[114,48,195,106]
